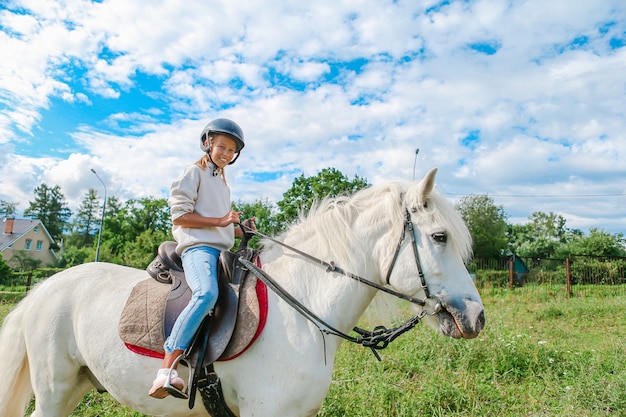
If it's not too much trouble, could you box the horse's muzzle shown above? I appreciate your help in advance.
[438,298,485,339]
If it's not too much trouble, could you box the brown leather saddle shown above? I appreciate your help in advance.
[146,240,258,367]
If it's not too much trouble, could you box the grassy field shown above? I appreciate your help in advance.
[2,289,625,416]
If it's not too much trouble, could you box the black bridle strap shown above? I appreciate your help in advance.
[384,212,408,285]
[240,224,427,307]
[238,258,427,361]
[384,210,430,299]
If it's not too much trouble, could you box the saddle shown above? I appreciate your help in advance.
[136,240,260,366]
[118,228,264,414]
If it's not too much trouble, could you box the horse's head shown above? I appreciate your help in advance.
[375,168,485,340]
[281,169,484,340]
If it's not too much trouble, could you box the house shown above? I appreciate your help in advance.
[0,218,59,267]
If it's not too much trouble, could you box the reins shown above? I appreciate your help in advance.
[242,219,427,307]
[239,258,433,361]
[238,211,441,361]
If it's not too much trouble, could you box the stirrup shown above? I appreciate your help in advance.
[163,353,193,399]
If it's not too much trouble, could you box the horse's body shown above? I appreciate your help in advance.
[0,169,485,417]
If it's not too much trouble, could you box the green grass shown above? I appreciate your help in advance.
[320,292,626,417]
[3,290,625,416]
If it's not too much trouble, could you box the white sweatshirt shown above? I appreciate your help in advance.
[168,163,234,255]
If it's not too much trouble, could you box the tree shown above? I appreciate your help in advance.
[94,197,172,263]
[24,184,72,248]
[8,250,41,271]
[276,168,369,227]
[127,197,171,236]
[456,194,508,259]
[232,198,280,246]
[0,200,18,218]
[57,245,93,268]
[100,196,126,256]
[66,188,101,248]
[510,211,581,258]
[0,253,14,285]
[557,228,626,258]
[119,228,172,269]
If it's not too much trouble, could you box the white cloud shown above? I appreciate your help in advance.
[1,0,625,235]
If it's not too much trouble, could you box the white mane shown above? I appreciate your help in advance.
[264,179,472,277]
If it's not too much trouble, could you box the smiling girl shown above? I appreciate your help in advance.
[149,118,254,399]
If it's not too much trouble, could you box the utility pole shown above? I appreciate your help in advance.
[412,148,420,181]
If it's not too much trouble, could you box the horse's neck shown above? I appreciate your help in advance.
[261,245,377,335]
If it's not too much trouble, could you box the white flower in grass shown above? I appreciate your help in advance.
[538,340,547,345]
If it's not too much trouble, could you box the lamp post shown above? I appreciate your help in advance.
[91,169,107,262]
[412,148,420,181]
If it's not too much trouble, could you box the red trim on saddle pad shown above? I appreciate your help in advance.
[124,262,269,362]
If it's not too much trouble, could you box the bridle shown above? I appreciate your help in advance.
[238,208,442,361]
[385,209,433,298]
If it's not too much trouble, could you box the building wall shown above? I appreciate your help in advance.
[2,226,57,266]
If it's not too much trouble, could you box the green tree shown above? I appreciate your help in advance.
[276,168,369,227]
[0,200,18,218]
[24,184,71,248]
[232,198,280,246]
[456,194,508,259]
[0,253,14,285]
[510,211,580,258]
[66,188,101,248]
[95,197,171,264]
[127,197,171,236]
[57,245,93,268]
[557,228,626,258]
[7,250,41,271]
[100,196,125,257]
[120,228,172,269]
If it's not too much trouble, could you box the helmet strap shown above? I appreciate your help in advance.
[228,152,241,165]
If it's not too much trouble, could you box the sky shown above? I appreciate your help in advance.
[1,0,625,236]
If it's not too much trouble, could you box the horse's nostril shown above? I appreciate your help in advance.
[476,310,486,331]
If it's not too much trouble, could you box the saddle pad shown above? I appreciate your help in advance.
[119,275,267,361]
[118,278,170,352]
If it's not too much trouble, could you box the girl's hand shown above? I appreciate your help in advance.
[242,217,257,231]
[222,210,242,227]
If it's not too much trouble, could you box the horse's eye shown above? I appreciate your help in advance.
[432,232,447,243]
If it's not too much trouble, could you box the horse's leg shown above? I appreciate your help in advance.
[0,303,33,417]
[24,297,93,417]
[30,375,93,417]
[27,348,94,417]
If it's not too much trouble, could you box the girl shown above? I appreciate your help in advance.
[149,118,254,398]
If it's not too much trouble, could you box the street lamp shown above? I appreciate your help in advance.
[412,148,420,181]
[91,169,107,262]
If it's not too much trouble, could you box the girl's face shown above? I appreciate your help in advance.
[208,134,237,168]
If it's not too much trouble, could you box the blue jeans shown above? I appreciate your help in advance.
[164,246,221,354]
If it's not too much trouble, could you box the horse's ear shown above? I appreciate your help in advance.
[418,168,438,207]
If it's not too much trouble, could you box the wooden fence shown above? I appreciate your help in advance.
[469,255,626,298]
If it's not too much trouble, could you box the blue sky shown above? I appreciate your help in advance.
[1,0,626,235]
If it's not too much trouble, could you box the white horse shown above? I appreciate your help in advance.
[0,168,484,417]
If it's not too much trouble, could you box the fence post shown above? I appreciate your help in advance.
[509,260,514,289]
[26,270,33,293]
[565,257,571,298]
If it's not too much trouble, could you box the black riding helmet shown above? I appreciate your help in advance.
[200,118,245,164]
